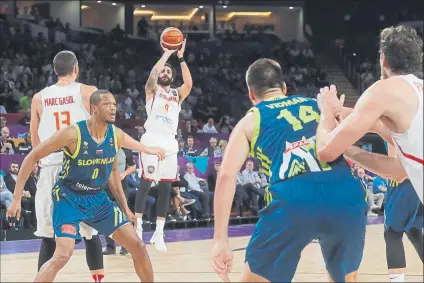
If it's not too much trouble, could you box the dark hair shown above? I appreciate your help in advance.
[246,58,285,97]
[53,51,78,77]
[9,162,18,168]
[89,89,112,106]
[165,63,176,81]
[380,25,423,74]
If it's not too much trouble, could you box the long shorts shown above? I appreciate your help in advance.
[246,170,367,282]
[35,165,98,239]
[52,183,128,240]
[139,132,178,182]
[384,180,423,232]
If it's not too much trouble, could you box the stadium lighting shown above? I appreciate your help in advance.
[141,5,146,7]
[97,0,101,3]
[223,5,227,8]
[199,5,204,8]
[289,6,294,9]
[112,2,116,5]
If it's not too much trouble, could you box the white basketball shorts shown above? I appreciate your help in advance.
[139,132,178,182]
[34,165,98,239]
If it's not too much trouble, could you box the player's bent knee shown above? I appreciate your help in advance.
[240,262,269,282]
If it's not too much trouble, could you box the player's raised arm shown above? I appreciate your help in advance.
[344,146,408,182]
[176,39,193,102]
[29,92,42,148]
[316,82,387,162]
[115,127,165,160]
[6,126,77,220]
[145,47,176,101]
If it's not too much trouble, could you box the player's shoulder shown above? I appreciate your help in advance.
[80,84,98,95]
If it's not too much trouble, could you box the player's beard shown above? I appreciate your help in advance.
[158,76,172,86]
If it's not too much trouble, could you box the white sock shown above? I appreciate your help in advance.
[136,218,143,230]
[389,273,405,282]
[156,219,165,234]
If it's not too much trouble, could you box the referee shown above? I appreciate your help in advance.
[103,148,136,255]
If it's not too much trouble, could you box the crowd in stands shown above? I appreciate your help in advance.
[0,4,332,230]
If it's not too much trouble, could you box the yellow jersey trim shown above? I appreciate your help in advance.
[63,124,81,159]
[248,107,260,157]
[112,125,119,153]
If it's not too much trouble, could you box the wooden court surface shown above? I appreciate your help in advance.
[1,225,422,282]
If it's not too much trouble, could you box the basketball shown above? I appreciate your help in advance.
[160,27,184,50]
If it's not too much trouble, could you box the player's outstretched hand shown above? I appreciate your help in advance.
[145,146,166,160]
[161,45,177,56]
[317,85,345,122]
[212,240,233,282]
[177,38,186,58]
[6,199,21,226]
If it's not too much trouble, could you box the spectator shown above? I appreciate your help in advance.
[176,128,184,141]
[18,110,31,125]
[177,140,186,157]
[183,163,211,219]
[17,133,32,154]
[373,175,388,196]
[216,115,233,134]
[180,103,193,120]
[240,160,264,215]
[182,136,198,157]
[134,126,145,141]
[218,140,228,155]
[0,175,13,209]
[207,162,220,193]
[356,167,384,216]
[126,170,156,223]
[0,126,15,154]
[202,118,218,134]
[200,137,222,158]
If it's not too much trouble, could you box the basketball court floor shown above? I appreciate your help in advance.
[1,217,422,282]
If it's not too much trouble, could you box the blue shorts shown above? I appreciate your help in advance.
[384,180,423,233]
[246,170,367,282]
[52,183,129,240]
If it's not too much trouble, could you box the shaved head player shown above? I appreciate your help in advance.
[7,90,164,282]
[316,25,423,203]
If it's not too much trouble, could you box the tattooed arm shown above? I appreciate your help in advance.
[10,126,77,202]
[145,47,176,102]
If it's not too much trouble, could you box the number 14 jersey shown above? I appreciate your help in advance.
[249,95,352,185]
[38,82,90,167]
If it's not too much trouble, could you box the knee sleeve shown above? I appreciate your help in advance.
[156,182,172,218]
[384,228,406,269]
[134,179,152,214]
[84,235,104,271]
[38,237,56,271]
[406,228,424,263]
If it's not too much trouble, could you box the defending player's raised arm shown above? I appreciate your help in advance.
[115,127,165,160]
[341,107,393,146]
[214,114,253,241]
[176,39,193,102]
[344,146,408,182]
[10,126,76,203]
[145,47,176,101]
[30,92,42,148]
[316,83,387,162]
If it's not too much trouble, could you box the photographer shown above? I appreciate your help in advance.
[0,126,16,154]
[216,115,234,134]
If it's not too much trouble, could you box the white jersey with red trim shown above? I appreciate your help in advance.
[390,74,423,203]
[144,86,181,136]
[38,82,90,167]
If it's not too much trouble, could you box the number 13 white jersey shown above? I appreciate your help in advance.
[38,82,90,167]
[144,87,181,136]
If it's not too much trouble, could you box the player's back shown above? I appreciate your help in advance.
[390,74,423,203]
[250,95,366,207]
[57,120,118,193]
[144,87,181,136]
[38,82,90,166]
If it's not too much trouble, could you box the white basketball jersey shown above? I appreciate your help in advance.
[390,74,423,203]
[38,82,90,167]
[144,87,181,136]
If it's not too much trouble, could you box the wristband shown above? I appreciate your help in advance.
[178,57,185,63]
